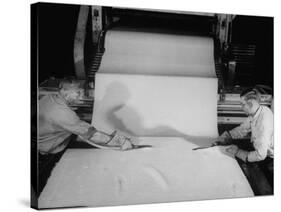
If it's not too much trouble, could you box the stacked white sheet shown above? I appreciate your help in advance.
[39,138,253,208]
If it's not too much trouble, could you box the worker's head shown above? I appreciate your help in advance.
[240,88,261,115]
[59,77,83,104]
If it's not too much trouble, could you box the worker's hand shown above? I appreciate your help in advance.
[225,145,239,157]
[215,131,232,145]
[220,131,231,138]
[89,131,112,144]
[120,138,134,150]
[108,131,134,150]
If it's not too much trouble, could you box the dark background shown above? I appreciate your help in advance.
[38,3,80,83]
[232,16,273,87]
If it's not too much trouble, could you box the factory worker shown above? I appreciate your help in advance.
[38,77,133,155]
[217,88,273,185]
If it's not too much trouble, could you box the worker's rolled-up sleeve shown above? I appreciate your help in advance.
[85,126,97,139]
[236,149,248,162]
[247,116,273,162]
[247,143,267,162]
[236,143,267,162]
[229,118,251,139]
[51,106,96,139]
[235,114,273,162]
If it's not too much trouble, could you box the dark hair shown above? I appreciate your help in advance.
[240,87,260,102]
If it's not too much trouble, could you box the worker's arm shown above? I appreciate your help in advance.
[217,118,251,145]
[87,130,133,150]
[50,105,107,142]
[228,118,251,139]
[51,106,97,138]
[88,130,112,144]
[235,114,273,162]
[103,131,133,150]
[52,106,133,149]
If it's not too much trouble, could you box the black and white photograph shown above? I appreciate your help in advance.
[30,1,274,210]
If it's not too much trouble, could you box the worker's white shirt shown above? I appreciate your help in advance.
[229,105,274,162]
[38,94,93,154]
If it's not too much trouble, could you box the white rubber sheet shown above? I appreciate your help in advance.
[38,138,253,208]
[92,73,218,137]
[99,30,216,77]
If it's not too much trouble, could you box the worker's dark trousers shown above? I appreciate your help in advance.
[36,135,76,196]
[38,150,66,195]
[234,139,274,189]
[258,157,274,189]
[31,151,64,199]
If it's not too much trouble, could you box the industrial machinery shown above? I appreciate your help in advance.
[39,6,273,128]
[45,5,272,127]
